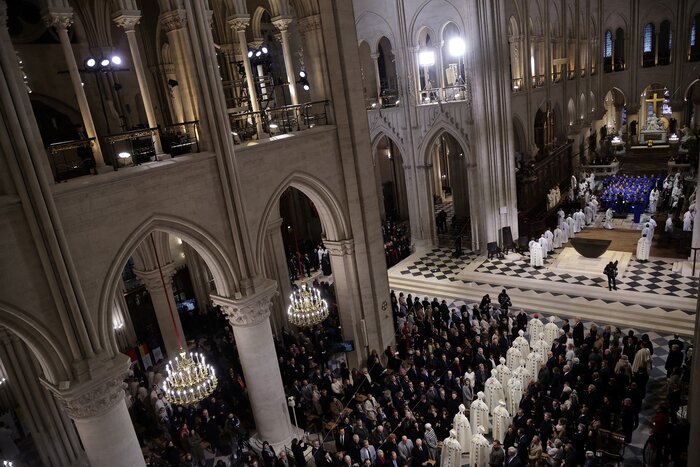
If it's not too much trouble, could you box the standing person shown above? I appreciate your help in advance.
[604,261,618,291]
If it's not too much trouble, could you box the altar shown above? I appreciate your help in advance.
[639,115,667,144]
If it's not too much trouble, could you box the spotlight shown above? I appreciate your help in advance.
[448,37,466,57]
[118,151,131,159]
[299,70,306,78]
[248,50,254,58]
[111,55,122,65]
[255,51,262,57]
[100,58,110,67]
[261,46,268,54]
[85,57,96,68]
[418,50,435,66]
[303,84,310,91]
[395,99,400,105]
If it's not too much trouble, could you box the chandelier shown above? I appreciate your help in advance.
[288,284,329,327]
[146,233,218,406]
[163,350,218,406]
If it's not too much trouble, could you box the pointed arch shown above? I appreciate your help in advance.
[419,120,472,167]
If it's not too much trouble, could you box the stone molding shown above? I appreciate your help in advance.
[43,9,74,30]
[272,16,293,32]
[132,262,177,291]
[212,280,277,327]
[161,9,187,33]
[297,14,321,35]
[113,12,141,31]
[324,239,355,256]
[228,15,250,32]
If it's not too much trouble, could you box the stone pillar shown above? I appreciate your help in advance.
[182,242,211,314]
[133,263,185,358]
[43,8,105,168]
[414,164,437,245]
[272,17,299,107]
[113,12,165,157]
[113,282,137,352]
[0,329,86,467]
[297,14,329,100]
[163,62,185,123]
[161,9,198,122]
[229,16,263,136]
[370,52,382,105]
[214,283,297,451]
[263,216,292,334]
[51,356,144,467]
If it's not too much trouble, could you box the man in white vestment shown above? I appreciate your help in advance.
[539,235,549,259]
[604,208,614,230]
[544,229,554,252]
[543,316,560,347]
[649,188,659,214]
[566,215,576,237]
[470,392,490,434]
[648,217,657,238]
[684,210,693,231]
[584,204,594,225]
[552,227,562,249]
[453,404,471,455]
[440,430,462,467]
[526,349,545,381]
[506,346,522,372]
[559,222,569,244]
[506,373,524,415]
[666,214,673,234]
[636,234,651,262]
[532,333,549,360]
[557,208,566,229]
[484,369,505,414]
[495,357,511,388]
[469,426,491,467]
[492,401,510,444]
[513,330,530,359]
[527,315,543,341]
[529,240,543,268]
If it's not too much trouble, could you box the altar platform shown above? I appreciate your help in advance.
[549,247,631,278]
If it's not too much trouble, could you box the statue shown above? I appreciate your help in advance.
[646,115,664,131]
[440,430,462,467]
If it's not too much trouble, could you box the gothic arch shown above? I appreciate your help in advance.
[512,115,526,154]
[97,214,238,356]
[409,0,464,46]
[354,10,397,54]
[251,6,271,41]
[371,130,407,162]
[255,172,351,271]
[420,121,472,167]
[0,301,72,384]
[440,20,462,41]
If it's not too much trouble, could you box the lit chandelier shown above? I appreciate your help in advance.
[163,350,218,406]
[146,233,218,406]
[287,284,329,327]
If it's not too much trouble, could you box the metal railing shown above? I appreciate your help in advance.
[229,110,265,143]
[227,100,330,143]
[162,120,200,156]
[47,138,96,182]
[531,74,545,88]
[105,127,158,169]
[267,104,302,134]
[417,84,469,104]
[302,100,330,127]
[512,78,524,91]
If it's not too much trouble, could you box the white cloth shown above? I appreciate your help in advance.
[513,331,530,359]
[469,428,492,467]
[526,350,545,382]
[552,228,563,249]
[604,209,614,230]
[506,347,522,371]
[666,216,673,233]
[512,365,531,393]
[484,371,505,414]
[532,334,549,360]
[492,402,511,444]
[557,209,565,229]
[440,430,463,467]
[470,393,490,434]
[543,317,560,347]
[636,237,651,261]
[560,223,569,244]
[529,241,543,268]
[527,317,543,341]
[453,408,472,454]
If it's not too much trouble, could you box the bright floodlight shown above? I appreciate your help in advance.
[418,50,435,66]
[299,70,306,78]
[448,37,466,56]
[86,58,96,68]
[111,55,122,65]
[118,151,131,159]
[247,50,254,58]
[255,51,262,57]
[303,84,310,91]
[100,58,110,67]
[261,46,268,54]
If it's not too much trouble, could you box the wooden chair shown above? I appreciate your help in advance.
[501,226,515,254]
[517,236,530,254]
[487,242,504,260]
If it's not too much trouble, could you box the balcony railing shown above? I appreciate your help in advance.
[162,121,200,156]
[105,128,158,169]
[418,84,470,104]
[302,100,330,127]
[531,75,545,88]
[229,110,265,143]
[267,104,302,133]
[552,71,562,83]
[47,138,96,182]
[512,78,524,92]
[228,100,331,142]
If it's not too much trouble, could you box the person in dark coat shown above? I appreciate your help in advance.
[410,439,430,467]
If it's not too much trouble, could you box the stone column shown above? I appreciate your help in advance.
[214,282,296,451]
[133,263,185,358]
[162,9,198,122]
[163,62,185,123]
[113,12,165,158]
[272,17,299,107]
[50,355,144,467]
[182,241,211,313]
[370,52,382,106]
[113,282,137,351]
[263,216,292,334]
[43,8,105,168]
[414,164,437,245]
[0,329,86,467]
[297,14,329,100]
[229,16,263,136]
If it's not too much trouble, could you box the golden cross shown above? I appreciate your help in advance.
[645,92,665,115]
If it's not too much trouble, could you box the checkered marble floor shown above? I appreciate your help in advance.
[398,247,698,301]
[434,197,455,219]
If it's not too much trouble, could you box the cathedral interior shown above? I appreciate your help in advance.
[0,0,699,465]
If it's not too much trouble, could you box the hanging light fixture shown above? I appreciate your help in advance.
[287,284,329,327]
[146,233,217,406]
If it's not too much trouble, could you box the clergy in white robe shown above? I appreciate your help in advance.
[469,426,492,467]
[484,369,505,414]
[453,404,472,454]
[526,350,545,382]
[532,333,549,360]
[512,363,531,391]
[513,330,530,359]
[527,316,544,341]
[538,235,549,259]
[557,209,565,228]
[560,223,569,244]
[506,347,522,372]
[566,216,576,237]
[470,392,490,434]
[552,228,563,249]
[495,358,511,388]
[665,215,673,233]
[544,230,554,252]
[649,188,659,214]
[648,218,657,238]
[543,316,560,347]
[683,210,693,231]
[636,234,651,262]
[584,205,594,225]
[492,401,510,444]
[506,374,524,416]
[604,208,614,230]
[529,241,543,268]
[440,430,462,467]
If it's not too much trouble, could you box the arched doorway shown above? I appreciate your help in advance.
[377,37,398,105]
[358,41,378,108]
[373,135,409,223]
[602,87,626,132]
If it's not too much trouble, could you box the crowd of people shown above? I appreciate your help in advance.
[599,175,662,215]
[287,244,332,281]
[383,221,411,267]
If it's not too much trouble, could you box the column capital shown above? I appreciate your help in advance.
[47,355,130,419]
[228,14,250,32]
[271,16,293,32]
[42,7,74,30]
[370,53,381,60]
[267,215,284,231]
[133,263,177,290]
[324,239,355,256]
[212,280,277,327]
[161,9,187,33]
[297,14,321,35]
[113,11,141,31]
